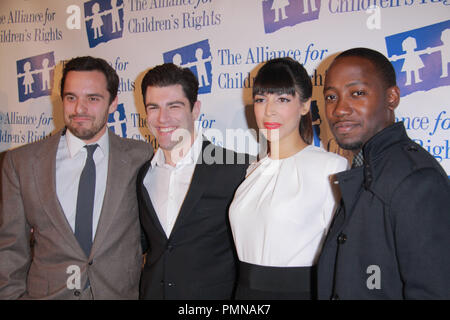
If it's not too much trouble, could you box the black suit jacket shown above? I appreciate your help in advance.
[138,140,250,299]
[317,123,450,299]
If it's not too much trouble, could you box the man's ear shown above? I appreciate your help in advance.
[386,86,400,111]
[108,95,119,114]
[192,100,201,120]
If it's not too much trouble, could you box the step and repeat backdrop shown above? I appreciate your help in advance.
[0,0,449,174]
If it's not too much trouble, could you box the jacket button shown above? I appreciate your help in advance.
[168,282,174,287]
[74,290,81,297]
[407,145,418,152]
[167,245,174,252]
[331,294,340,300]
[337,233,347,244]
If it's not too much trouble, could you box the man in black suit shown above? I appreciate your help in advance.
[138,63,249,299]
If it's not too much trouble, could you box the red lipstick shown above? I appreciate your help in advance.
[264,122,281,130]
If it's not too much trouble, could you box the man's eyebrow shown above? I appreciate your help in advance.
[145,100,185,108]
[87,93,104,98]
[345,80,369,87]
[145,102,158,108]
[63,92,104,98]
[323,80,369,92]
[167,100,185,106]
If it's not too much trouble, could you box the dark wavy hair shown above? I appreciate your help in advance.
[60,56,119,105]
[253,57,313,145]
[141,63,198,110]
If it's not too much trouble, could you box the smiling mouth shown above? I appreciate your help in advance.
[264,122,281,130]
[158,127,177,134]
[333,121,360,135]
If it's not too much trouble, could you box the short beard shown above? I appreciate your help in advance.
[68,126,101,141]
[67,116,107,142]
[336,140,363,151]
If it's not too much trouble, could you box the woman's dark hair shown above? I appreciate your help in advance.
[253,57,313,145]
[60,56,119,105]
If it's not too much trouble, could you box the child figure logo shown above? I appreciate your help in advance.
[16,52,55,102]
[108,103,127,137]
[84,0,124,48]
[163,40,213,94]
[262,0,320,34]
[385,20,450,97]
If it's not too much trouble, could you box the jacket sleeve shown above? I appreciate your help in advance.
[391,168,450,299]
[0,151,31,299]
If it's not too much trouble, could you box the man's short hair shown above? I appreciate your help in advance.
[60,56,119,105]
[141,63,198,110]
[334,47,397,89]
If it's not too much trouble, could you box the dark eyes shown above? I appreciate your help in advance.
[352,90,366,97]
[147,105,182,111]
[324,94,336,101]
[64,96,101,102]
[88,96,100,102]
[253,96,291,103]
[324,91,365,102]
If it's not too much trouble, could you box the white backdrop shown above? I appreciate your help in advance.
[1,0,449,175]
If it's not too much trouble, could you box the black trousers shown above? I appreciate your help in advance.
[234,261,316,300]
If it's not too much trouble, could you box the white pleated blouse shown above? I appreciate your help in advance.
[229,145,348,267]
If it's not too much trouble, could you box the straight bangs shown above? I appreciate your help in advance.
[252,64,296,97]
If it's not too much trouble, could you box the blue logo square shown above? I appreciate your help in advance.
[262,0,321,34]
[163,39,213,94]
[84,0,124,48]
[385,20,450,97]
[16,52,55,102]
[108,103,127,137]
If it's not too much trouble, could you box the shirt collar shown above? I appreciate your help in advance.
[65,128,109,158]
[151,131,203,168]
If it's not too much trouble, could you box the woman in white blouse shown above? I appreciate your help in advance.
[229,57,348,299]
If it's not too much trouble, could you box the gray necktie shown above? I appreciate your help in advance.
[75,144,98,257]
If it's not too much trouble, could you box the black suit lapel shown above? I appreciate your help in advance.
[170,140,218,236]
[138,159,167,240]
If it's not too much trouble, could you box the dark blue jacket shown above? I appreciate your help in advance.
[317,122,450,300]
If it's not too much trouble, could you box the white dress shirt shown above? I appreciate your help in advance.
[143,133,203,238]
[55,129,109,241]
[229,145,348,267]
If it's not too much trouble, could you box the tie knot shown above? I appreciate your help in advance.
[85,144,98,158]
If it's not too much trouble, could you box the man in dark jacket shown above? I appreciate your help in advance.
[318,47,450,299]
[137,63,249,299]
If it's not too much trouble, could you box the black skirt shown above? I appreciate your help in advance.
[234,261,316,300]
